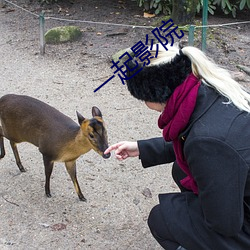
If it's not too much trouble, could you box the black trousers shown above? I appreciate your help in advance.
[148,162,188,250]
[148,162,250,250]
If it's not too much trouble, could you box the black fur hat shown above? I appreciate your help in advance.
[126,53,192,103]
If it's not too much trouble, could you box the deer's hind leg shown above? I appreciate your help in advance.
[65,160,86,202]
[10,141,26,172]
[0,126,5,159]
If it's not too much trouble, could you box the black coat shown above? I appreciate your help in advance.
[138,84,250,250]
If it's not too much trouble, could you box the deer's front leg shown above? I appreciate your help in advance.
[43,155,54,198]
[65,160,86,202]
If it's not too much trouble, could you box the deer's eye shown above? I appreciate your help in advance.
[89,133,94,139]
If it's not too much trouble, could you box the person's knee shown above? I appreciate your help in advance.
[148,204,180,250]
[148,204,167,240]
[148,204,161,233]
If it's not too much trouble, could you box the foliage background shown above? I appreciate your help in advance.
[136,0,250,17]
[38,0,250,18]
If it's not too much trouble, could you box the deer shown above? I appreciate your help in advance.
[0,94,111,201]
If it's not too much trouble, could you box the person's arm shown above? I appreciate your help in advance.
[104,138,175,168]
[185,137,249,236]
[138,137,175,168]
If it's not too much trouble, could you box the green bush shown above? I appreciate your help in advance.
[212,0,250,17]
[136,0,172,15]
[196,0,216,15]
[136,0,250,17]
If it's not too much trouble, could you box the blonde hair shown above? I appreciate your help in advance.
[149,44,250,113]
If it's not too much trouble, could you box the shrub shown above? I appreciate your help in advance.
[136,0,172,15]
[136,0,250,17]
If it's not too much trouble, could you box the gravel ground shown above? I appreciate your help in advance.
[0,1,249,249]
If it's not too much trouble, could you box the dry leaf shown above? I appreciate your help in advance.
[142,187,152,198]
[143,12,155,18]
[51,223,67,231]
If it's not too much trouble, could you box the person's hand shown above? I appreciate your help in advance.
[104,141,139,160]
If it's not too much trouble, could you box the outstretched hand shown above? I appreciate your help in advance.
[104,141,139,160]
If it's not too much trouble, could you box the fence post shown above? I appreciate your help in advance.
[188,25,195,46]
[202,0,208,51]
[39,11,45,55]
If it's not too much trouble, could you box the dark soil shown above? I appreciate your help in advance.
[3,0,250,72]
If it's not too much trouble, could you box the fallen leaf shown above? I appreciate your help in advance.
[133,198,140,205]
[143,12,155,18]
[142,187,152,198]
[51,223,67,231]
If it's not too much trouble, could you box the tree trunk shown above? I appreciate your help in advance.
[171,0,198,25]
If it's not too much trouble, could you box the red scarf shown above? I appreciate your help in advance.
[158,73,201,194]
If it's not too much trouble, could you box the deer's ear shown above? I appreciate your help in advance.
[92,106,102,118]
[76,111,85,125]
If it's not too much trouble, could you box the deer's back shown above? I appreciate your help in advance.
[0,94,79,148]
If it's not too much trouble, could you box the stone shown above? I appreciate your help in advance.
[112,48,134,64]
[45,26,82,44]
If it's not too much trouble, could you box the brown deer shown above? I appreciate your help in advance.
[0,94,110,201]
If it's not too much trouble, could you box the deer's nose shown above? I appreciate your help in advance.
[103,152,111,159]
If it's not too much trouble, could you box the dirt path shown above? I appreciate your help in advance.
[0,2,173,250]
[0,1,249,249]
